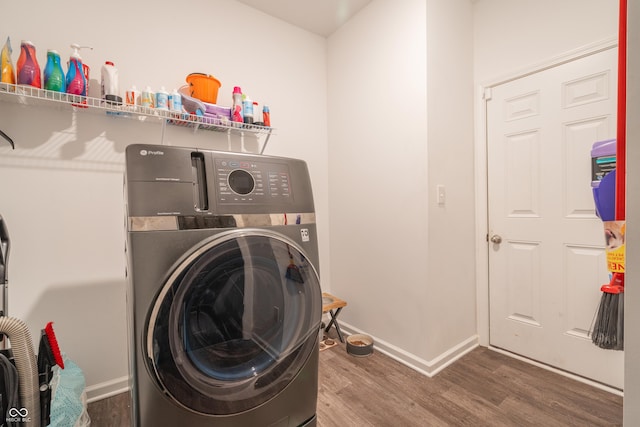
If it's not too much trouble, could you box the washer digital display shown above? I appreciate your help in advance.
[228,169,255,195]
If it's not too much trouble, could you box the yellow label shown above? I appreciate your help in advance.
[604,221,625,273]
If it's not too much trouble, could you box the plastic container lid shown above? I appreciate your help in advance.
[591,138,616,158]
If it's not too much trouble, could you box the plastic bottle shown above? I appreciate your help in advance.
[101,61,122,104]
[44,50,66,92]
[16,40,41,88]
[140,86,154,109]
[253,101,263,125]
[169,88,182,113]
[242,95,254,124]
[125,85,138,106]
[65,44,88,96]
[155,86,168,110]
[263,105,271,127]
[1,37,15,85]
[232,86,243,123]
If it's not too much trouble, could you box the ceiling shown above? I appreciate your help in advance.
[236,0,373,37]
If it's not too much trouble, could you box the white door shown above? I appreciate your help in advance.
[487,47,624,389]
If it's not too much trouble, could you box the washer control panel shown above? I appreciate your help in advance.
[214,158,292,204]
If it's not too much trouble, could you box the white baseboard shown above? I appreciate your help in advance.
[337,321,479,377]
[85,376,130,403]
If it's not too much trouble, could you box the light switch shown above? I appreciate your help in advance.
[437,185,446,205]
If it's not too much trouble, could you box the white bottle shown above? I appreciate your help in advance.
[101,61,122,104]
[140,86,154,108]
[155,86,169,110]
[169,88,182,113]
[253,101,263,124]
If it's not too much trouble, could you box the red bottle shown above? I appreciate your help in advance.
[17,40,41,88]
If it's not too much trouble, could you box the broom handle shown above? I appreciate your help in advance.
[616,0,627,221]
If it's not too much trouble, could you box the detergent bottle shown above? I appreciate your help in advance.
[232,86,243,123]
[242,94,254,124]
[101,61,122,104]
[44,50,66,92]
[65,44,89,97]
[16,40,41,88]
[1,37,15,85]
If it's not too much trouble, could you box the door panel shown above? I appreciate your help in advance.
[487,47,624,389]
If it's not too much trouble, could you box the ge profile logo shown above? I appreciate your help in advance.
[6,407,30,422]
[140,149,164,156]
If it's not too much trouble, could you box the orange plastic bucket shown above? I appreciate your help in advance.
[186,73,221,104]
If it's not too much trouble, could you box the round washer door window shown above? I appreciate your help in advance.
[146,229,321,415]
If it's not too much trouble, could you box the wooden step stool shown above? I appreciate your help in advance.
[322,292,347,343]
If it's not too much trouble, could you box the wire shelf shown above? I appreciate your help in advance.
[0,82,274,151]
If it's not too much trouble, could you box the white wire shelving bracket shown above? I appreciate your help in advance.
[0,82,274,154]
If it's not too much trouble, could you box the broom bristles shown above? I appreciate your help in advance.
[591,291,624,351]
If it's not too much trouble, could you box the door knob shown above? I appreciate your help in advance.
[490,234,502,244]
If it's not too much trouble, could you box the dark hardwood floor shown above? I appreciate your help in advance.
[88,343,623,426]
[317,345,622,426]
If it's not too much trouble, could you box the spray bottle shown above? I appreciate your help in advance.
[44,50,66,93]
[65,44,91,97]
[16,40,41,88]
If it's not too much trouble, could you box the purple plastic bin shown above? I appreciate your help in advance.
[204,102,232,120]
[593,169,616,221]
[591,139,616,221]
[591,138,616,187]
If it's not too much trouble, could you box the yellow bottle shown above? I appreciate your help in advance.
[1,37,15,85]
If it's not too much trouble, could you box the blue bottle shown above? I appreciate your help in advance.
[44,50,66,92]
[66,44,87,96]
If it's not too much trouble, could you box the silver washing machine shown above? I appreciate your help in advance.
[124,144,322,427]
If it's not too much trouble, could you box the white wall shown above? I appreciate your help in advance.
[0,0,330,400]
[425,0,476,361]
[474,0,619,84]
[327,0,477,372]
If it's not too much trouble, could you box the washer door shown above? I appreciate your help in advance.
[146,229,321,415]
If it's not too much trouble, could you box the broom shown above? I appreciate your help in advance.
[592,273,624,350]
[591,0,627,350]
